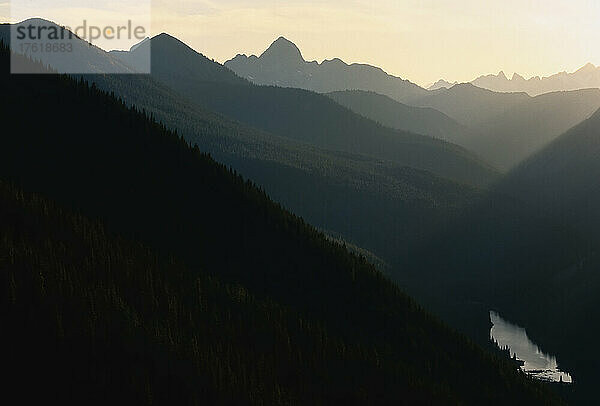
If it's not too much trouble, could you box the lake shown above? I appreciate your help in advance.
[490,311,572,383]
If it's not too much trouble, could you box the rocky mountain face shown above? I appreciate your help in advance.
[225,36,428,103]
[471,63,600,96]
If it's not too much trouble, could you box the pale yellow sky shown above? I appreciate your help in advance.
[3,0,600,86]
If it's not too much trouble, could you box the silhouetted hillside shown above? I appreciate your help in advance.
[401,106,600,403]
[500,108,600,225]
[0,19,134,73]
[328,90,476,148]
[412,83,530,127]
[470,89,600,169]
[410,83,600,169]
[23,23,486,312]
[492,108,600,402]
[114,33,498,188]
[0,42,562,405]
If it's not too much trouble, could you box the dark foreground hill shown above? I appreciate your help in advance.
[0,22,501,293]
[494,109,600,401]
[401,107,600,404]
[0,43,562,405]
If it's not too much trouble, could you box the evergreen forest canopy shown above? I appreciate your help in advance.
[0,42,564,405]
[4,18,600,404]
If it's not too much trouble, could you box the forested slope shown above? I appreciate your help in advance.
[0,43,562,405]
[116,34,498,188]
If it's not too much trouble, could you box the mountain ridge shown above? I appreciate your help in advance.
[0,41,564,405]
[464,63,600,96]
[327,89,477,148]
[117,32,499,187]
[427,79,458,90]
[224,36,428,103]
[0,19,136,73]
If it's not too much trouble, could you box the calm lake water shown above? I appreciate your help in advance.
[490,311,572,383]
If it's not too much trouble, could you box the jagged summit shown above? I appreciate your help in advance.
[576,62,597,74]
[130,37,150,52]
[427,79,458,91]
[471,63,600,96]
[224,36,427,103]
[259,36,304,63]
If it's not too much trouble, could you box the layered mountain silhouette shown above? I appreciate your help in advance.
[328,90,475,147]
[224,36,427,103]
[222,36,600,170]
[500,107,600,234]
[470,88,600,169]
[328,86,600,171]
[2,22,497,340]
[427,79,458,91]
[102,32,502,287]
[0,37,566,406]
[112,34,245,84]
[114,33,497,187]
[407,83,600,169]
[412,83,531,127]
[106,32,600,172]
[469,63,600,96]
[490,108,600,400]
[0,19,136,73]
[6,19,600,403]
[427,63,600,96]
[0,21,484,307]
[399,106,600,402]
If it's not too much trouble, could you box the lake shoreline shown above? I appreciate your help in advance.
[489,311,573,384]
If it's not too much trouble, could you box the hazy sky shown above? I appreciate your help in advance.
[3,0,600,86]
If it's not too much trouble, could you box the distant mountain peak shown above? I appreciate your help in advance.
[471,63,600,96]
[130,37,149,52]
[146,33,211,60]
[224,36,427,103]
[260,36,304,64]
[152,32,182,43]
[576,62,597,74]
[427,79,458,91]
[19,17,55,25]
[275,36,292,44]
[150,32,188,49]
